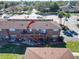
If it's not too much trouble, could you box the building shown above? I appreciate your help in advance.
[24,48,75,59]
[0,20,61,40]
[0,13,61,45]
[60,2,79,13]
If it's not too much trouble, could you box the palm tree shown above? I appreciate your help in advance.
[64,13,71,25]
[58,11,64,24]
[58,11,71,25]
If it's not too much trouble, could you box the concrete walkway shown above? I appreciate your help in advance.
[72,52,79,56]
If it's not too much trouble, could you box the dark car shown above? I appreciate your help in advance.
[63,31,73,37]
[70,31,78,35]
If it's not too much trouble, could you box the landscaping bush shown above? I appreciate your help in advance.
[60,24,69,30]
[77,24,79,28]
[77,19,79,21]
[58,36,64,42]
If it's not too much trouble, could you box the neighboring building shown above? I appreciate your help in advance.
[60,2,79,12]
[0,20,61,41]
[24,48,75,59]
[60,5,79,13]
[1,10,60,24]
[0,13,61,45]
[8,13,43,20]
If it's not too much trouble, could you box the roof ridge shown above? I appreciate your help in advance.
[29,49,43,59]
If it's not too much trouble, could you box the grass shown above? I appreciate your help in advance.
[66,41,79,52]
[75,56,79,59]
[0,54,23,59]
[50,41,79,52]
[70,13,79,16]
[74,56,79,59]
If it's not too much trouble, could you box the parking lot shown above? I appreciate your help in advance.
[60,15,79,42]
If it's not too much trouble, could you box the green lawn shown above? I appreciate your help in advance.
[70,13,79,16]
[50,41,79,52]
[66,41,79,52]
[75,56,79,59]
[0,54,23,59]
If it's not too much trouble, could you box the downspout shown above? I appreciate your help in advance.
[27,20,35,29]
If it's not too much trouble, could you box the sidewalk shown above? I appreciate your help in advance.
[72,52,79,56]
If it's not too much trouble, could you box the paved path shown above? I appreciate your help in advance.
[72,52,79,56]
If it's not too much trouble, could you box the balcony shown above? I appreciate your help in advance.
[21,29,47,34]
[21,29,27,34]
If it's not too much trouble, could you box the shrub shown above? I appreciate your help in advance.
[58,36,64,42]
[77,19,79,21]
[77,24,79,28]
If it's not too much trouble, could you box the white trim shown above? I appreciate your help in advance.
[53,29,59,31]
[52,35,58,37]
[9,28,16,31]
[40,29,47,33]
[29,29,32,32]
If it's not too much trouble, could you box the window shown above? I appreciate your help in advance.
[11,35,16,37]
[36,29,39,31]
[10,35,16,41]
[40,29,47,34]
[11,35,16,39]
[5,36,9,38]
[9,28,16,31]
[27,29,32,34]
[29,29,32,32]
[22,29,27,34]
[53,29,59,31]
[52,35,58,38]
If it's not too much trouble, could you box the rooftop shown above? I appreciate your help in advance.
[24,48,75,59]
[7,14,53,21]
[0,21,61,29]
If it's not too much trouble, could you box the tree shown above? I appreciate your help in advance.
[58,11,71,25]
[0,1,4,4]
[58,11,65,24]
[64,13,71,25]
[4,3,8,8]
[50,2,59,12]
[70,1,77,6]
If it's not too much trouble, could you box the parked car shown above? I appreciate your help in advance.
[70,30,78,35]
[63,31,73,37]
